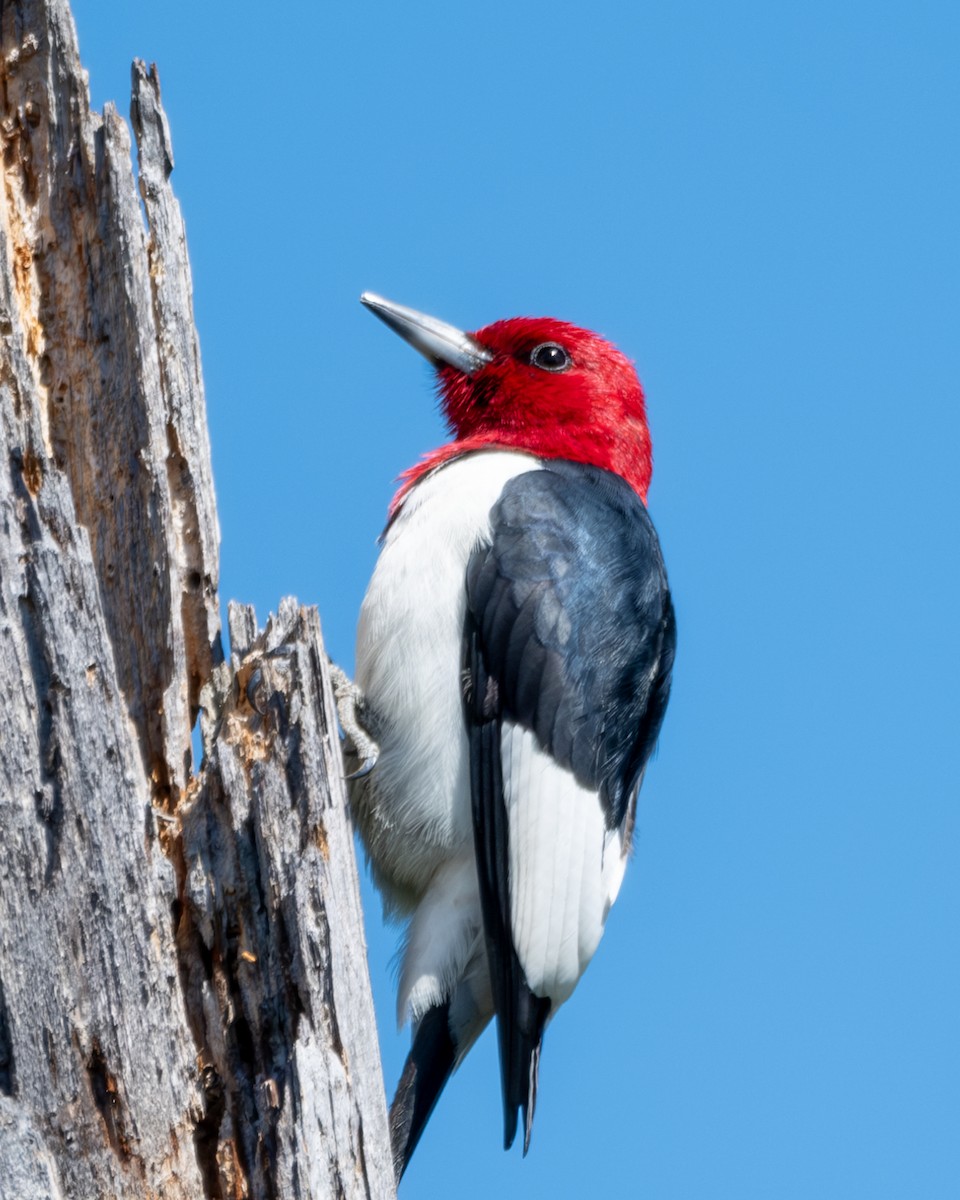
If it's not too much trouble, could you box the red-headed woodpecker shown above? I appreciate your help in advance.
[340,293,675,1181]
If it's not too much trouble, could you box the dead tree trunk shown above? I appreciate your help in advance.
[0,2,395,1197]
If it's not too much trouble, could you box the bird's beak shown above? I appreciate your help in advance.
[360,292,493,376]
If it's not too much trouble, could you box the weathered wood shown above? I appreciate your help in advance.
[181,600,395,1198]
[0,2,393,1196]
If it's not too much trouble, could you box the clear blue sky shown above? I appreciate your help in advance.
[73,2,958,1196]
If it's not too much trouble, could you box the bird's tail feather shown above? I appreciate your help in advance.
[499,974,551,1153]
[389,1002,456,1182]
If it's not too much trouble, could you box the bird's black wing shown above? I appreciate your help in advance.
[463,460,676,1152]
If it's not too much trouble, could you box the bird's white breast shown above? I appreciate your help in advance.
[354,450,540,906]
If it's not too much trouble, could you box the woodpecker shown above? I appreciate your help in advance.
[341,293,675,1181]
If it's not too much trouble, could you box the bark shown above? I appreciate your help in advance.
[0,2,394,1197]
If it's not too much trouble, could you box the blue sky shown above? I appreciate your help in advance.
[73,2,959,1196]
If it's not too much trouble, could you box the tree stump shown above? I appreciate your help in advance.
[0,3,394,1196]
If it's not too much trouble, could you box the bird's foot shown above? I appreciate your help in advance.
[329,663,380,777]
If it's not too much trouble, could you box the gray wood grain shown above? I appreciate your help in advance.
[0,3,393,1196]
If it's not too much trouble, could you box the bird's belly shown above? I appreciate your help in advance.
[353,450,539,904]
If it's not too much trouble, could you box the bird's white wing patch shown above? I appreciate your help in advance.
[501,721,629,1007]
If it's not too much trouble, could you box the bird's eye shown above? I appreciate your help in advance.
[529,342,571,372]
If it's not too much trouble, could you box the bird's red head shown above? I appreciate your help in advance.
[436,316,651,500]
[360,295,652,513]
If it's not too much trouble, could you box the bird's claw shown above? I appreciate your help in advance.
[329,662,381,778]
[346,756,378,780]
